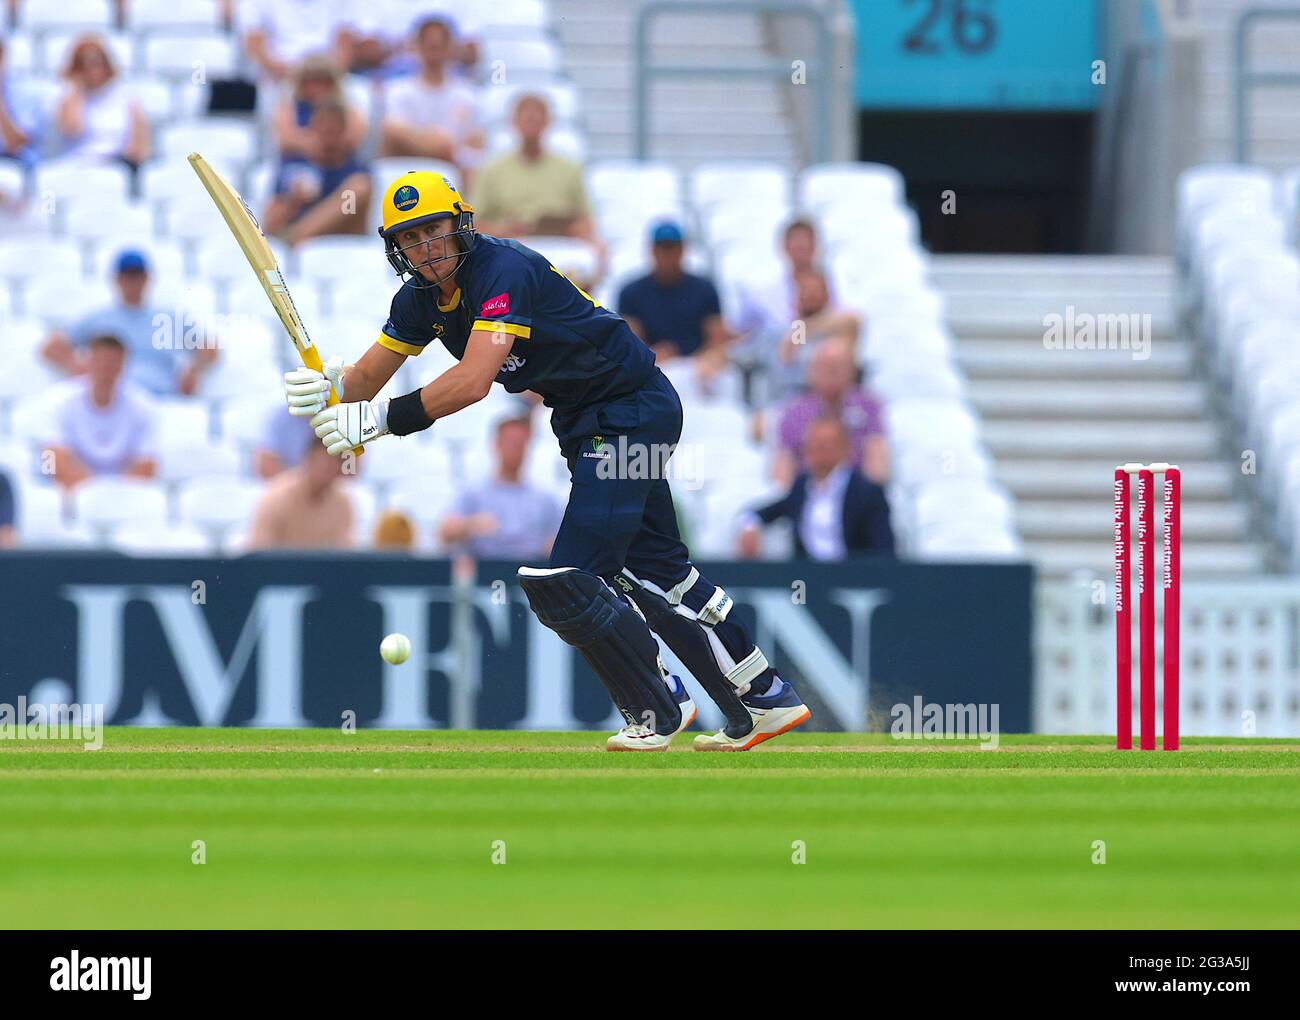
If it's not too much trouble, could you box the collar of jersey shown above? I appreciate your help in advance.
[437,287,461,311]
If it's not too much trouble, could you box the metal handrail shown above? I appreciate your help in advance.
[1233,6,1300,162]
[634,0,832,163]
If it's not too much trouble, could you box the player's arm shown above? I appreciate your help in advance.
[335,342,407,402]
[307,331,512,455]
[412,329,512,422]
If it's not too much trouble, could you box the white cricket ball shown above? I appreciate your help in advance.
[380,632,411,665]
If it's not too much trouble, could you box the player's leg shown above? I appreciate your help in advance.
[619,477,811,751]
[519,434,691,750]
[517,566,693,750]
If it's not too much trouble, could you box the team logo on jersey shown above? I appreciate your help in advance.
[591,436,605,451]
[393,185,420,211]
[432,323,445,337]
[480,292,510,317]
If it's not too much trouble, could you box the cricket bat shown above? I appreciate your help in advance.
[187,151,361,454]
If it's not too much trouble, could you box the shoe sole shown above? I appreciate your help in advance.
[606,704,697,752]
[694,705,811,752]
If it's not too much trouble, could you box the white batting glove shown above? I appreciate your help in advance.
[311,398,390,456]
[283,355,347,418]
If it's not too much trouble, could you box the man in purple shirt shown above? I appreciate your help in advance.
[774,337,887,487]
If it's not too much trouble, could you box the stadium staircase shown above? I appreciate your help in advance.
[1194,0,1300,169]
[550,0,798,165]
[930,254,1270,578]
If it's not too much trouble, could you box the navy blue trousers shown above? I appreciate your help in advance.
[549,370,692,591]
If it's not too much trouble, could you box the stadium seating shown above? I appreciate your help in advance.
[0,0,1019,566]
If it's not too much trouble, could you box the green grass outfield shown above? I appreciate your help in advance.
[1,728,1297,928]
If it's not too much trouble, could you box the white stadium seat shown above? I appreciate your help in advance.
[140,156,240,210]
[215,392,283,452]
[126,0,224,32]
[158,437,240,486]
[0,319,58,406]
[58,199,155,247]
[799,162,905,212]
[20,276,116,328]
[241,161,279,210]
[72,478,170,534]
[0,160,26,200]
[702,203,792,252]
[124,75,178,123]
[2,35,35,73]
[476,0,550,35]
[343,480,379,544]
[156,398,211,444]
[11,479,68,540]
[143,33,239,78]
[111,521,214,555]
[21,0,114,30]
[481,36,562,75]
[34,159,132,206]
[587,160,683,245]
[689,161,790,215]
[295,236,381,289]
[158,119,259,168]
[177,477,265,539]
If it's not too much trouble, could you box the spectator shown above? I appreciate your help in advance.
[48,335,159,489]
[247,444,355,550]
[776,267,860,364]
[0,37,43,165]
[373,508,416,551]
[41,249,218,397]
[253,405,317,479]
[336,5,483,78]
[240,0,354,84]
[379,16,485,178]
[263,99,373,244]
[438,417,562,561]
[52,35,149,168]
[773,338,887,487]
[733,217,830,337]
[738,417,893,561]
[618,221,731,365]
[0,468,15,547]
[271,55,367,163]
[471,94,594,240]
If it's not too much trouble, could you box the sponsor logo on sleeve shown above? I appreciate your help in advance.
[480,292,510,317]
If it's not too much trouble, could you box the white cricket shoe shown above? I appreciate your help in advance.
[605,676,696,752]
[693,679,811,751]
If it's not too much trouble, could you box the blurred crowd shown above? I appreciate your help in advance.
[0,1,897,563]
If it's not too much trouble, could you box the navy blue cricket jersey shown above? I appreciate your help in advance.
[378,235,658,438]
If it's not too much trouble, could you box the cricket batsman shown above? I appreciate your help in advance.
[282,171,811,750]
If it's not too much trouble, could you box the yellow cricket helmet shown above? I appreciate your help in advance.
[378,170,476,286]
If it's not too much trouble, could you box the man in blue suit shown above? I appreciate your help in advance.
[739,417,894,560]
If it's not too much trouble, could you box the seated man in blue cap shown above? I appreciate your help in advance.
[41,248,219,397]
[616,220,732,366]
